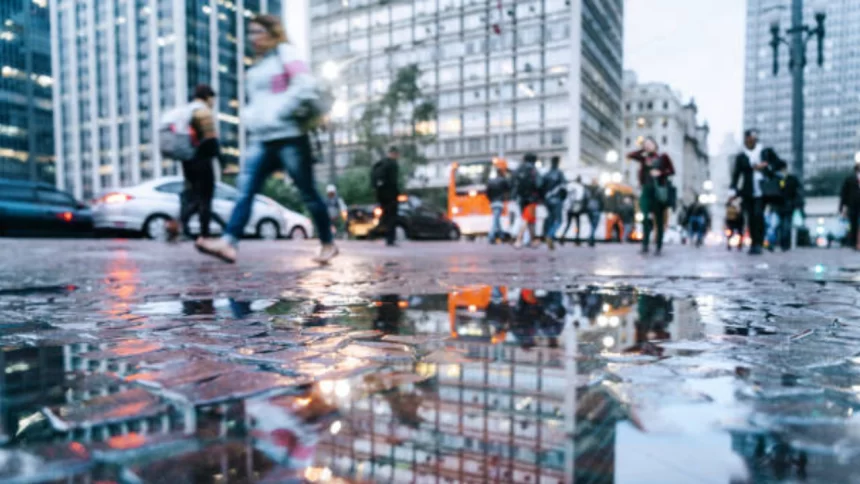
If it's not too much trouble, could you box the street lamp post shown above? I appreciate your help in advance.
[768,0,826,183]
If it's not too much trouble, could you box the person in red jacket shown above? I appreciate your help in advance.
[627,137,676,255]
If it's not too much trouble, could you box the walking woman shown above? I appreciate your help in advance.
[627,137,675,255]
[197,15,338,264]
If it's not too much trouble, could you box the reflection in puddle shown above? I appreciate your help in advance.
[0,286,855,483]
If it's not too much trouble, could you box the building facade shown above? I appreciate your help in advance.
[744,0,860,180]
[307,0,623,187]
[622,71,710,206]
[0,0,54,184]
[50,0,282,200]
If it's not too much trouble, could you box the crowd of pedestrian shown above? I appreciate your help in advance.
[159,14,854,266]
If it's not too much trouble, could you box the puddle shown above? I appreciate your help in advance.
[0,286,856,483]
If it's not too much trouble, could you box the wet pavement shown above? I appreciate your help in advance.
[0,239,859,483]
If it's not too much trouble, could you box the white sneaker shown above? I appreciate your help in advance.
[313,244,339,265]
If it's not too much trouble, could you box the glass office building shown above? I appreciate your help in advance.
[744,0,860,177]
[308,0,623,186]
[0,0,54,183]
[50,0,281,200]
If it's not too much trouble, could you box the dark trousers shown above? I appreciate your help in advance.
[379,200,398,245]
[777,210,793,251]
[563,211,583,243]
[180,158,223,238]
[643,206,666,251]
[849,210,859,249]
[744,198,766,249]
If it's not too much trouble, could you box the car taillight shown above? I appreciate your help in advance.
[100,193,133,204]
[373,207,383,218]
[58,211,73,222]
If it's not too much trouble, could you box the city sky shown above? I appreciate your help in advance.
[624,0,746,152]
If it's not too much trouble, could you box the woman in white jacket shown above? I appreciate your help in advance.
[197,15,338,264]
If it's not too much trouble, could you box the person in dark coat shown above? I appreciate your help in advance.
[372,146,401,247]
[486,160,511,244]
[772,167,803,251]
[729,129,786,255]
[839,163,860,250]
[627,137,676,255]
[541,156,567,250]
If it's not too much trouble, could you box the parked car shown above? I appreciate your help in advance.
[0,179,93,237]
[91,176,312,240]
[347,195,460,241]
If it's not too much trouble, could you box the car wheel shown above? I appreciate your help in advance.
[288,226,307,240]
[256,219,280,240]
[449,227,461,241]
[143,214,172,240]
[395,225,409,242]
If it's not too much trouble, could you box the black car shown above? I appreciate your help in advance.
[347,196,460,241]
[0,179,93,237]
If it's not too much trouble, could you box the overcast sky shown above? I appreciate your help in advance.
[624,0,746,152]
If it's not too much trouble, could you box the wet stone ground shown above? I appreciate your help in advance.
[0,239,859,483]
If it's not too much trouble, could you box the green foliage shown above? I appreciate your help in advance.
[351,64,437,179]
[806,169,847,197]
[335,167,376,206]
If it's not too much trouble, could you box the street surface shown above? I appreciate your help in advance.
[0,238,858,483]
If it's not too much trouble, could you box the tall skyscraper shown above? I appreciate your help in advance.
[744,0,858,180]
[307,0,623,186]
[50,0,282,200]
[0,0,54,184]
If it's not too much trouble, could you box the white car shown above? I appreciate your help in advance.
[91,176,312,240]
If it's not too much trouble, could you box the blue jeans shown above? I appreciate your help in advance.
[545,200,564,240]
[587,211,601,245]
[224,136,333,246]
[489,202,504,243]
[688,215,706,245]
[765,211,780,248]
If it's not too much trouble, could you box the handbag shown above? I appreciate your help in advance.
[759,175,782,200]
[654,184,669,205]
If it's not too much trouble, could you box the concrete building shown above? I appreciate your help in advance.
[306,0,624,187]
[50,0,282,200]
[744,0,860,181]
[622,71,710,206]
[0,0,54,183]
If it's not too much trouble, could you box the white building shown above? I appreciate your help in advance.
[306,0,624,187]
[622,71,710,207]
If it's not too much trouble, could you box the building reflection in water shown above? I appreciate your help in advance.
[312,285,699,484]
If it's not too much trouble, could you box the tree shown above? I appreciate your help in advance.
[806,169,847,197]
[352,64,437,180]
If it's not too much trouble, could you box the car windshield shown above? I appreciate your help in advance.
[454,162,491,190]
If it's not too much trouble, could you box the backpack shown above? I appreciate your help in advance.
[158,102,203,161]
[275,44,334,132]
[515,164,538,201]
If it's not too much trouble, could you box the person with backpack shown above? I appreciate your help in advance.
[541,156,567,250]
[196,14,337,264]
[161,84,225,241]
[561,176,587,246]
[513,153,542,249]
[372,146,401,247]
[486,159,511,244]
[627,137,676,255]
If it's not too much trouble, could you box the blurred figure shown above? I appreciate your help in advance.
[627,137,675,255]
[839,162,860,250]
[619,195,636,242]
[562,176,587,245]
[725,200,744,251]
[767,166,803,251]
[729,129,786,255]
[325,184,347,239]
[583,178,604,247]
[486,159,511,244]
[197,15,337,264]
[165,84,226,241]
[374,294,403,334]
[686,197,710,248]
[541,156,567,250]
[372,146,401,247]
[513,153,542,249]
